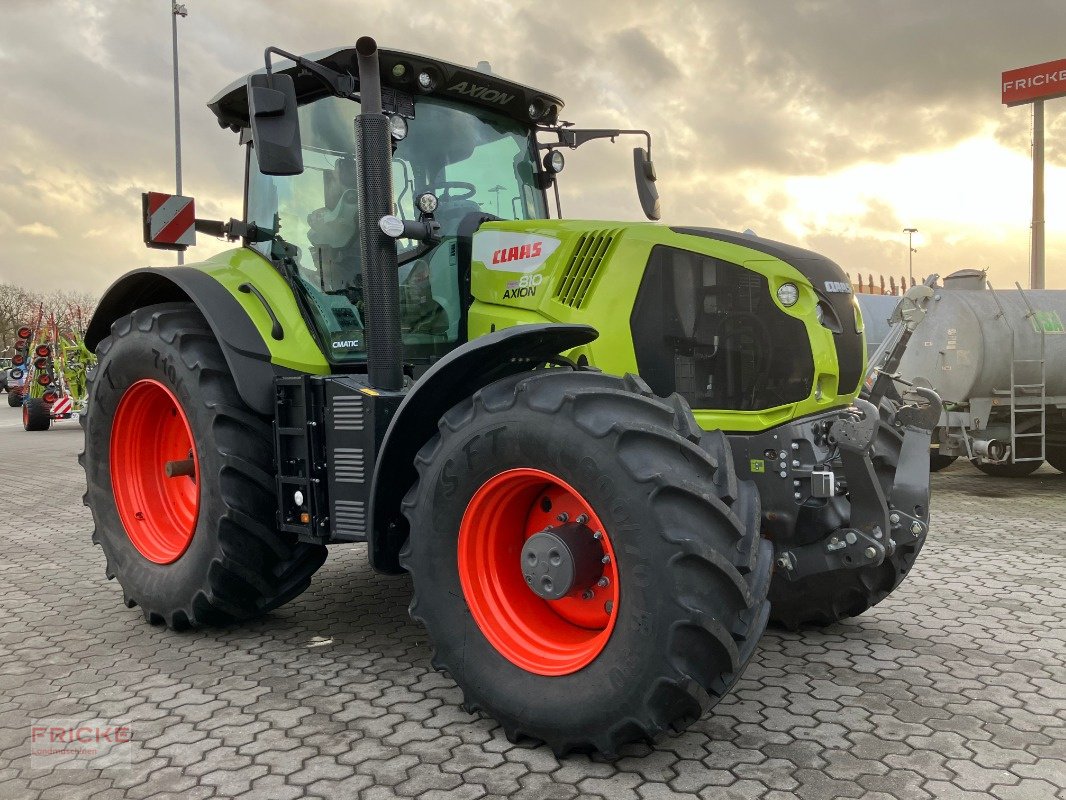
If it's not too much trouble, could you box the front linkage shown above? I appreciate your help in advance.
[729,285,942,626]
[772,389,941,583]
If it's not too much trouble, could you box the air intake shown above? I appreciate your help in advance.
[554,229,620,309]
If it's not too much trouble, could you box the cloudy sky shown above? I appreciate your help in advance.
[2,0,1065,294]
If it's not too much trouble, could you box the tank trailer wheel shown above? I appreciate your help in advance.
[929,453,958,472]
[769,399,925,629]
[23,397,52,431]
[972,459,1043,478]
[1047,447,1066,474]
[400,370,772,757]
[80,303,326,628]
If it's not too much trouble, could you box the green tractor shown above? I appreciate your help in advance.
[82,39,940,755]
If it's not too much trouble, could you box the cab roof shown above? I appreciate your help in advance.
[207,44,564,131]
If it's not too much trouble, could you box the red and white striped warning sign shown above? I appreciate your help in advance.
[144,192,196,247]
[51,395,73,416]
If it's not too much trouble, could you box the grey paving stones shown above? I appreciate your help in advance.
[0,422,1063,799]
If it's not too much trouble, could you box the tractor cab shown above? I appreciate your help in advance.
[209,45,560,365]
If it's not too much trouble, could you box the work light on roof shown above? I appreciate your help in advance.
[416,192,439,215]
[544,149,565,174]
[417,70,435,90]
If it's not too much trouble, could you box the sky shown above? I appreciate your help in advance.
[1,0,1065,294]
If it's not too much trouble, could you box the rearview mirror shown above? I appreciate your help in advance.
[247,73,304,176]
[633,147,660,221]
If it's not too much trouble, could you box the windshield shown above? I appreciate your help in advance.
[246,95,547,363]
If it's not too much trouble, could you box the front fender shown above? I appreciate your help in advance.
[86,266,286,415]
[369,322,598,573]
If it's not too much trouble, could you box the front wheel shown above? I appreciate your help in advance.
[7,390,22,408]
[80,303,326,628]
[401,370,771,757]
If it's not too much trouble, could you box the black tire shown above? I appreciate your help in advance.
[7,390,22,408]
[929,453,958,472]
[972,459,1043,477]
[400,370,772,757]
[79,302,327,628]
[769,399,925,629]
[1047,447,1066,474]
[23,397,51,431]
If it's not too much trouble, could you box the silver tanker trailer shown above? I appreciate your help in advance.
[859,269,1066,477]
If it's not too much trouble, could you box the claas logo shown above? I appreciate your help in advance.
[492,241,543,265]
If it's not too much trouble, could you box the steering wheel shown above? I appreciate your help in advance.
[433,181,477,202]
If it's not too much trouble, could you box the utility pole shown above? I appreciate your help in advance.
[1032,100,1045,290]
[172,2,187,265]
[903,227,918,284]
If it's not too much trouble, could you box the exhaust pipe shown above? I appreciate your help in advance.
[354,36,403,391]
[972,438,1008,462]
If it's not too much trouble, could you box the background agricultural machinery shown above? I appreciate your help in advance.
[860,269,1066,476]
[7,312,95,430]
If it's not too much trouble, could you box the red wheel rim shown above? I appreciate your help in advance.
[458,468,620,676]
[110,379,200,564]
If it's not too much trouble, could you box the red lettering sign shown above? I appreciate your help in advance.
[490,241,545,265]
[1002,58,1066,106]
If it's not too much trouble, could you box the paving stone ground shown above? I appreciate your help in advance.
[0,410,1063,800]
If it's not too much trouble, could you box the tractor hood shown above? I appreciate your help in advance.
[207,44,564,131]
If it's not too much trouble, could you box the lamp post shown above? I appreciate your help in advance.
[172,2,187,265]
[488,184,506,216]
[903,227,918,284]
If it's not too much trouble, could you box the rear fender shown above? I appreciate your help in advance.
[86,267,285,415]
[369,322,598,573]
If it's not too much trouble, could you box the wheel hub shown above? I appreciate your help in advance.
[521,522,604,600]
[457,468,621,676]
[110,379,200,564]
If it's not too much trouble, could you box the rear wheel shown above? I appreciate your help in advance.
[80,303,327,628]
[23,397,51,431]
[401,370,771,756]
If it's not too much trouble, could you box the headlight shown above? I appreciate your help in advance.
[388,115,408,141]
[776,282,798,307]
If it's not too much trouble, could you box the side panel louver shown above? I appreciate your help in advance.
[554,230,620,309]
